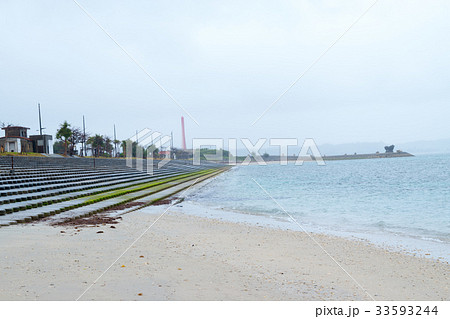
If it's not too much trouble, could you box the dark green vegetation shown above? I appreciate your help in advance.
[195,148,232,161]
[54,120,119,157]
[55,121,72,156]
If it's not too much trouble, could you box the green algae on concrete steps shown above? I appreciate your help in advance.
[49,169,227,222]
[0,169,217,215]
[0,168,228,226]
[82,168,217,203]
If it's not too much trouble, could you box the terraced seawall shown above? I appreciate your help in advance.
[0,156,228,227]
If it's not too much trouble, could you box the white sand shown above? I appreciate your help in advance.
[0,208,448,301]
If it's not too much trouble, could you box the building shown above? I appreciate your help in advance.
[0,126,34,153]
[30,134,53,154]
[172,148,193,160]
[159,150,171,159]
[0,126,54,154]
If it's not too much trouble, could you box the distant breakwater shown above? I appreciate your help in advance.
[322,151,414,161]
[233,151,414,163]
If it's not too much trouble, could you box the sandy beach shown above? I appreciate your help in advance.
[0,204,448,301]
[0,205,450,300]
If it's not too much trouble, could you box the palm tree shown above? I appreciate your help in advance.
[113,139,120,157]
[87,134,105,157]
[56,121,73,156]
[121,140,127,157]
[121,139,136,158]
[104,136,113,157]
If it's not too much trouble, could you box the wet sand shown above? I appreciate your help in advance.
[0,208,448,301]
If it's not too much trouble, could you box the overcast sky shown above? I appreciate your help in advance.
[1,0,449,149]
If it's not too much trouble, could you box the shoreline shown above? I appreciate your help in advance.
[181,162,450,264]
[172,200,450,264]
[173,173,450,264]
[0,204,448,301]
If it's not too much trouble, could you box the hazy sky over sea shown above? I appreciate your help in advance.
[1,0,449,148]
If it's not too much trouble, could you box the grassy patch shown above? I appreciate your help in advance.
[82,169,216,204]
[0,152,46,157]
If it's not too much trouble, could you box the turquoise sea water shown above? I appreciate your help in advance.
[186,154,450,260]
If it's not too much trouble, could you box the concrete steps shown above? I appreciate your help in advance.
[46,169,224,222]
[0,168,223,226]
[0,156,226,227]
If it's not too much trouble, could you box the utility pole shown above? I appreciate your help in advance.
[83,116,86,157]
[38,103,46,153]
[38,103,43,135]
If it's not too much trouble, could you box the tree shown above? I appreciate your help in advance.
[87,134,105,157]
[197,148,230,161]
[113,139,120,157]
[148,145,159,158]
[56,121,73,156]
[120,140,128,157]
[172,147,190,160]
[104,136,113,157]
[68,127,85,156]
[53,141,65,154]
[120,140,138,158]
[1,122,13,128]
[80,131,90,157]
